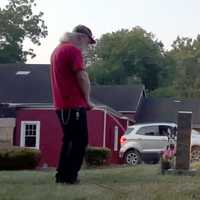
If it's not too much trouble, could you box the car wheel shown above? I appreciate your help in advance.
[191,146,200,162]
[124,150,141,166]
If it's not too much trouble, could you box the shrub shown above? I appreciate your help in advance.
[0,147,41,170]
[85,146,111,166]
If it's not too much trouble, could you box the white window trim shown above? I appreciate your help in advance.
[20,121,40,149]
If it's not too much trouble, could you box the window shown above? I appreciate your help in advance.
[125,127,134,135]
[159,125,170,136]
[159,125,176,137]
[136,126,159,136]
[20,121,40,149]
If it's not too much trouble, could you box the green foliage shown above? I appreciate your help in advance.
[169,35,200,98]
[87,27,200,98]
[85,146,111,166]
[0,0,48,63]
[150,86,177,97]
[88,26,165,91]
[0,147,41,170]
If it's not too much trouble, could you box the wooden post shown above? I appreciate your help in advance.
[176,111,192,170]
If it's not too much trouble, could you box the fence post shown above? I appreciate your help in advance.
[176,111,192,170]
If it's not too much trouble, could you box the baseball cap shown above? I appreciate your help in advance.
[73,25,96,44]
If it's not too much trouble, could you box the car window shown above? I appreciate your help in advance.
[125,127,134,135]
[136,126,159,136]
[159,125,177,141]
[159,125,172,136]
[192,129,200,135]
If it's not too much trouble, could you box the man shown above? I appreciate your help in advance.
[50,25,95,184]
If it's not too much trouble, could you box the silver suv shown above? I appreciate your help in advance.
[119,122,200,165]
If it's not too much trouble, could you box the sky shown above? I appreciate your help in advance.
[1,0,200,64]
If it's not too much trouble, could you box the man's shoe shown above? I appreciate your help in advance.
[55,173,80,185]
[55,173,66,183]
[66,177,80,184]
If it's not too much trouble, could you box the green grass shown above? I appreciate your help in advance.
[1,165,200,200]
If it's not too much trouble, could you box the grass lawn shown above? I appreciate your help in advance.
[1,164,200,200]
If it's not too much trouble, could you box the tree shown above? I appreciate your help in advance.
[168,36,200,98]
[0,0,48,63]
[88,27,165,91]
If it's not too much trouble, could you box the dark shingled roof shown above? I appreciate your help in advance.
[0,64,51,104]
[136,97,200,126]
[91,85,145,112]
[0,64,144,112]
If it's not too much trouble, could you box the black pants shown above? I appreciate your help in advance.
[56,108,88,182]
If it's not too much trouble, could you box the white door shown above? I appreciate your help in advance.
[135,125,168,153]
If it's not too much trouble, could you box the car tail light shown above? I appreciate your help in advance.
[120,135,127,145]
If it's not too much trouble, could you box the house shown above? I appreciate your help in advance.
[91,85,145,120]
[0,64,144,166]
[136,97,200,132]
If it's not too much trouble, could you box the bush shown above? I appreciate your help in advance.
[0,147,41,170]
[85,146,111,166]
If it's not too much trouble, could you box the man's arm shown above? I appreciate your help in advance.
[76,70,94,109]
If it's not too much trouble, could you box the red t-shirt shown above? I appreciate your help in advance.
[50,42,88,109]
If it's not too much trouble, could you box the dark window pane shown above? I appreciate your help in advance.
[25,136,36,147]
[33,125,36,131]
[137,126,159,136]
[25,128,36,136]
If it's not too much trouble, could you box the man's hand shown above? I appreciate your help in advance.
[76,70,92,106]
[87,101,95,110]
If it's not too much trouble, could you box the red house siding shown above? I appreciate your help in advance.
[14,108,129,167]
[87,110,104,147]
[119,118,129,128]
[88,109,129,163]
[15,109,62,167]
[120,112,136,124]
